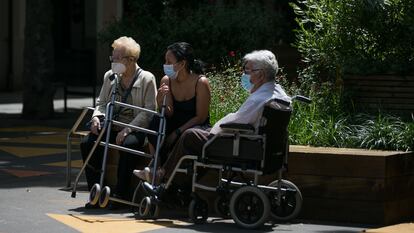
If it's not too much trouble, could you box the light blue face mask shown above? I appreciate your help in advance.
[241,73,253,91]
[163,64,176,79]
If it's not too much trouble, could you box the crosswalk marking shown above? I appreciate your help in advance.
[45,159,83,168]
[0,126,67,132]
[0,134,68,145]
[0,145,66,157]
[47,213,191,233]
[0,168,54,177]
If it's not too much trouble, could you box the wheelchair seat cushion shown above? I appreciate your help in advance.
[204,136,263,169]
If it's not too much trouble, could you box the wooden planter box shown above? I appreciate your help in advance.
[287,145,414,225]
[344,75,414,116]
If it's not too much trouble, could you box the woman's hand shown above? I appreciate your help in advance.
[157,83,170,102]
[116,127,131,145]
[90,116,102,135]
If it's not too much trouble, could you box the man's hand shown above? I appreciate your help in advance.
[116,127,131,145]
[90,116,102,135]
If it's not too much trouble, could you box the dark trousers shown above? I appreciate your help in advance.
[162,128,212,180]
[80,130,146,199]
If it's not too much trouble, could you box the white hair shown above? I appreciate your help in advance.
[243,50,278,81]
[112,36,141,60]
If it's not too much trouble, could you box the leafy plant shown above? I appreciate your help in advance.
[291,0,414,87]
[208,57,248,124]
[207,58,414,151]
[99,0,294,75]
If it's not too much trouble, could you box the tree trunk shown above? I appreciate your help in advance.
[22,0,55,119]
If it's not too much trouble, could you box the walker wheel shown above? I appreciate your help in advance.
[229,186,270,229]
[139,196,159,219]
[99,186,111,208]
[132,181,145,214]
[188,198,208,224]
[88,183,101,206]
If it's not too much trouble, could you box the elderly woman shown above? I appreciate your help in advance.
[134,49,290,184]
[80,36,157,208]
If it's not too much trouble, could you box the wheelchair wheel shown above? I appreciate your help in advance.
[267,179,303,221]
[88,183,101,206]
[188,198,208,224]
[139,196,159,219]
[99,186,111,208]
[229,186,270,229]
[214,196,230,218]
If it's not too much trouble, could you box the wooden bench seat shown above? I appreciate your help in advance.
[287,145,414,225]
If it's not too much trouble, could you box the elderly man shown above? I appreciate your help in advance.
[81,36,157,208]
[134,50,290,184]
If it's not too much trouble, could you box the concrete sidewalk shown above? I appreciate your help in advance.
[0,88,94,115]
[0,91,408,233]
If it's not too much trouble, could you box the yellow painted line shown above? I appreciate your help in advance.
[47,214,190,233]
[364,223,414,233]
[1,168,54,177]
[0,146,66,157]
[0,134,67,145]
[46,159,83,168]
[0,126,67,132]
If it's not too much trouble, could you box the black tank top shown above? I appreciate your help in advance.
[167,77,210,132]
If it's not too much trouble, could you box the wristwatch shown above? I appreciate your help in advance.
[175,128,182,136]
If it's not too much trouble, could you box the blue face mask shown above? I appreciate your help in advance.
[163,64,176,79]
[241,73,253,91]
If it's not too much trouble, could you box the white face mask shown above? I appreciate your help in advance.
[241,73,253,91]
[111,62,126,74]
[163,64,177,79]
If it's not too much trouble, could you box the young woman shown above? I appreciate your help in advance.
[136,42,211,182]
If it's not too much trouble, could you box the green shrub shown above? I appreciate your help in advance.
[288,82,355,147]
[350,113,414,151]
[160,1,290,67]
[291,0,414,86]
[207,60,414,151]
[208,56,248,124]
[99,0,294,75]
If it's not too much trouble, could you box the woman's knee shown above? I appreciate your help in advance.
[181,128,208,148]
[122,132,145,149]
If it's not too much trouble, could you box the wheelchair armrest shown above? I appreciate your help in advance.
[220,123,255,133]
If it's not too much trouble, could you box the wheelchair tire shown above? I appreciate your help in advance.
[139,196,159,219]
[99,186,111,208]
[88,183,101,206]
[229,186,270,229]
[214,196,230,218]
[188,199,208,224]
[267,179,303,221]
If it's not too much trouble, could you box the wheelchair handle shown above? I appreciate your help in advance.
[292,95,311,104]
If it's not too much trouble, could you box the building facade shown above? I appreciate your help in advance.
[0,0,123,91]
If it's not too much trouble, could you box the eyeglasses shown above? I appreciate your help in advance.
[243,68,262,75]
[109,56,134,62]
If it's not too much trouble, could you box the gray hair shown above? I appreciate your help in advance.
[112,36,141,60]
[243,50,278,81]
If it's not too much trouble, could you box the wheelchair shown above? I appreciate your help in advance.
[137,95,310,229]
